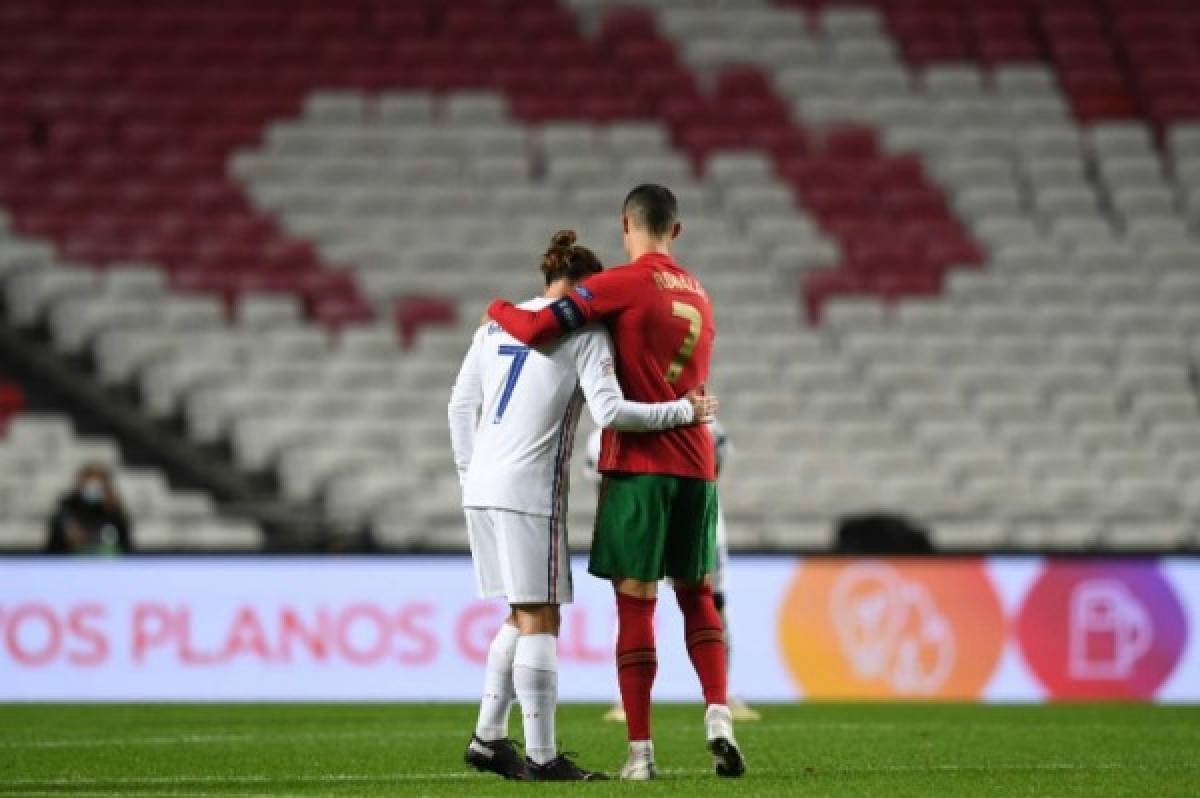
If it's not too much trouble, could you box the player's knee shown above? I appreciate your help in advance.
[673,579,712,596]
[615,578,657,599]
[512,603,559,636]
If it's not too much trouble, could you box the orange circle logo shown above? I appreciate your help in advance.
[778,559,1006,699]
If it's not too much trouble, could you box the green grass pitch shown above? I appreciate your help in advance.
[1,703,1197,797]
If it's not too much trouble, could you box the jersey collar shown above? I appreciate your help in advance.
[634,251,675,268]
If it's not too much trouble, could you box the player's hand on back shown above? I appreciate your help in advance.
[685,389,717,425]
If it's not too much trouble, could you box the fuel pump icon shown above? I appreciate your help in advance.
[1068,579,1152,680]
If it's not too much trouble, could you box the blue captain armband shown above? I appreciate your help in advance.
[550,296,586,332]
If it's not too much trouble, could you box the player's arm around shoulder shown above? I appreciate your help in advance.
[485,295,583,348]
[485,266,640,347]
[571,326,716,431]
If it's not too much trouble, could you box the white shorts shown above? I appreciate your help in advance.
[465,507,573,605]
[713,497,729,595]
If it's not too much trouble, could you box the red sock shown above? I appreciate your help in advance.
[615,592,657,741]
[674,584,728,706]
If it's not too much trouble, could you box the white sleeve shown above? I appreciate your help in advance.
[571,327,694,431]
[710,418,730,475]
[447,328,485,484]
[583,428,603,483]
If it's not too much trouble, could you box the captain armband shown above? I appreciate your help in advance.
[550,296,586,332]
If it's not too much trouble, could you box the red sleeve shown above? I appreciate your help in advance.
[572,268,637,317]
[487,269,637,346]
[486,299,579,347]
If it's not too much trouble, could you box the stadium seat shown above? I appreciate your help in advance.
[1,0,1197,552]
[0,382,25,433]
[0,411,260,550]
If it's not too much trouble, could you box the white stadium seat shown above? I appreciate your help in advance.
[4,2,1198,554]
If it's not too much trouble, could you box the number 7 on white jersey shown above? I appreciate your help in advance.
[493,344,530,423]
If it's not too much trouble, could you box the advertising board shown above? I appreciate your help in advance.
[2,557,1195,702]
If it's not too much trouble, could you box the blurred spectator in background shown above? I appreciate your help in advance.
[46,463,132,555]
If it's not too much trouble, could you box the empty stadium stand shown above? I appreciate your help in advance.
[0,0,1197,551]
[0,413,262,551]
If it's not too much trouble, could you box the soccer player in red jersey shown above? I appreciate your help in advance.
[487,185,745,780]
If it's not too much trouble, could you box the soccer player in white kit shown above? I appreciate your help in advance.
[448,231,716,781]
[584,418,760,722]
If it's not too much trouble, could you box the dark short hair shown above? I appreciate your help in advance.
[622,184,678,237]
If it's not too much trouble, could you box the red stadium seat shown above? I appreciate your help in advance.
[512,8,578,38]
[371,5,431,34]
[7,0,1188,329]
[789,0,1200,133]
[875,269,944,301]
[598,8,659,43]
[819,127,879,160]
[715,67,775,100]
[801,270,870,323]
[979,36,1043,63]
[0,383,25,435]
[312,296,376,330]
[394,297,457,349]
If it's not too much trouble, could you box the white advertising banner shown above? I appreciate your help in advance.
[1,557,1196,702]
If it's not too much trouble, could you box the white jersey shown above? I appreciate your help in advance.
[448,297,694,517]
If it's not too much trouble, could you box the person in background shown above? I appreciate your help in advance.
[46,463,132,555]
[585,418,761,723]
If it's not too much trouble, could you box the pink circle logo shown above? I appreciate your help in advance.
[1017,562,1187,699]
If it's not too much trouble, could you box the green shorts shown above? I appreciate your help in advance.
[587,473,718,584]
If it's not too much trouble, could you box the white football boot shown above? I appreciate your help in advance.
[704,704,746,778]
[618,739,657,781]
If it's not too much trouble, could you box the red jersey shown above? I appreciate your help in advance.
[487,252,716,481]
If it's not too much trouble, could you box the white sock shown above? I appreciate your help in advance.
[474,623,519,741]
[630,739,654,760]
[513,633,558,766]
[705,703,734,742]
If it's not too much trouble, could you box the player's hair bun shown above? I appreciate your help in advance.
[540,229,603,285]
[541,229,576,278]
